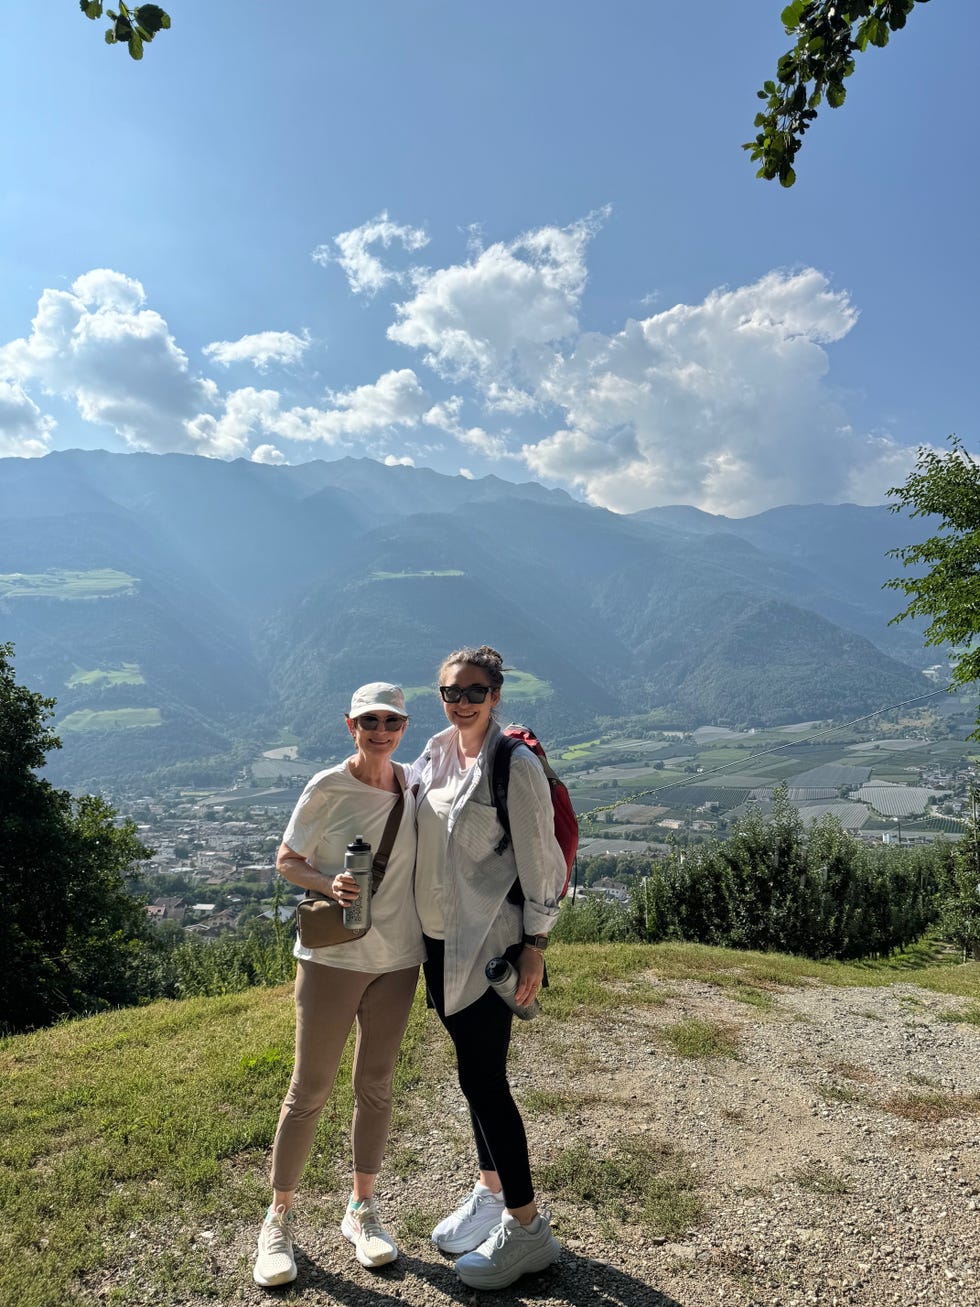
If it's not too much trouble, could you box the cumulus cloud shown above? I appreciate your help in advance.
[384,453,415,467]
[185,369,430,461]
[519,267,875,514]
[314,213,429,296]
[0,381,56,457]
[423,396,510,459]
[388,211,606,392]
[203,329,311,371]
[270,369,430,444]
[0,269,221,454]
[252,444,287,465]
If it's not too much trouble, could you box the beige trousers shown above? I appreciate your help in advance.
[270,958,419,1193]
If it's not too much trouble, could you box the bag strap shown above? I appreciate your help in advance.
[370,766,405,890]
[491,734,518,857]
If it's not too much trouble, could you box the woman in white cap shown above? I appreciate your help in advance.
[252,682,423,1288]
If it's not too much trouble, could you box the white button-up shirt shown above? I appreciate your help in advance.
[412,722,565,1016]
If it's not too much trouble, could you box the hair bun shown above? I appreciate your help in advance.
[476,645,504,666]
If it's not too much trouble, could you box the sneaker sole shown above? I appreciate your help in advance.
[454,1236,560,1289]
[341,1215,398,1268]
[252,1265,297,1287]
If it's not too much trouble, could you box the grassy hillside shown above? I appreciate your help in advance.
[2,942,978,1307]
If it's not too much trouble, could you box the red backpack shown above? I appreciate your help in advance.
[490,724,579,902]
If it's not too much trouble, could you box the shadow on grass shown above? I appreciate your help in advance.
[283,1247,686,1305]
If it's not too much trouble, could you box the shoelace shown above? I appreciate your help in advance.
[353,1201,385,1237]
[264,1213,292,1254]
[477,1220,514,1256]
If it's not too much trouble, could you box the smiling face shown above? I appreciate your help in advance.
[439,660,500,743]
[346,713,407,762]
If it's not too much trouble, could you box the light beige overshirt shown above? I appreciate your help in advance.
[411,721,565,1016]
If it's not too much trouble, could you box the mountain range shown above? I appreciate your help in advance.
[0,449,936,789]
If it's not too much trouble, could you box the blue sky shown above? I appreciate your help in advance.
[1,1,976,515]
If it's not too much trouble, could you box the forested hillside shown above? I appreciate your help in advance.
[0,450,934,787]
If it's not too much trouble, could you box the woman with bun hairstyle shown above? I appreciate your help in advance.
[251,682,423,1289]
[411,646,565,1290]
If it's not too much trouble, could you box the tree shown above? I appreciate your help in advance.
[937,795,980,960]
[0,643,154,1033]
[745,1,933,186]
[885,436,980,737]
[79,1,170,60]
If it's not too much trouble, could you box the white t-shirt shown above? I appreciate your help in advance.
[283,760,424,973]
[415,747,471,938]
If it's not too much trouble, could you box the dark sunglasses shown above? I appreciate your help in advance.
[355,714,407,731]
[439,685,493,704]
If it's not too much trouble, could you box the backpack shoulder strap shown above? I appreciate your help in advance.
[490,733,521,855]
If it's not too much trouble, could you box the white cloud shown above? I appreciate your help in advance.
[0,381,56,457]
[203,329,311,371]
[388,211,606,392]
[384,453,415,467]
[423,396,510,459]
[520,267,880,514]
[252,444,287,465]
[183,386,278,460]
[314,213,429,297]
[185,369,430,461]
[0,269,221,455]
[270,369,430,444]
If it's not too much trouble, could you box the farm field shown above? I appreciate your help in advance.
[67,663,144,688]
[560,715,977,847]
[403,668,552,702]
[59,708,162,732]
[0,568,137,599]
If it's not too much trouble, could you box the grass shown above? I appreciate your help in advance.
[939,1004,980,1026]
[789,1160,850,1195]
[577,937,980,1001]
[0,568,137,599]
[58,708,162,732]
[3,937,979,1305]
[0,984,434,1307]
[538,1134,703,1238]
[820,1081,866,1106]
[521,1088,572,1114]
[659,1018,741,1060]
[66,663,144,688]
[881,1090,980,1123]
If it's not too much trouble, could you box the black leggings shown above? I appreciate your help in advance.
[423,936,533,1209]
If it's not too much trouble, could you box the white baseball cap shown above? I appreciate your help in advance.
[347,682,407,717]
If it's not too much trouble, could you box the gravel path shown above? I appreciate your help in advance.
[170,975,979,1307]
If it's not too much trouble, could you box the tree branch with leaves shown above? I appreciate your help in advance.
[80,0,170,61]
[745,1,933,187]
[885,435,980,736]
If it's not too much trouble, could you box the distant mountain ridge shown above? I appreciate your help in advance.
[0,450,934,788]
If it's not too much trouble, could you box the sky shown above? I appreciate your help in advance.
[0,1,977,517]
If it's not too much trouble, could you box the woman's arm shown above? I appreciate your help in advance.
[276,842,359,903]
[505,749,566,925]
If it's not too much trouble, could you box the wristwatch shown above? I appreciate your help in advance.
[522,932,549,951]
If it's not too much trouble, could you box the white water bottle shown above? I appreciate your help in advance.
[485,956,539,1020]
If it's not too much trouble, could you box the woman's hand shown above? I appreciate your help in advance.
[330,872,360,904]
[514,944,545,1007]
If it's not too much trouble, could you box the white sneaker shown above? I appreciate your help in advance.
[454,1208,560,1289]
[252,1204,297,1287]
[341,1196,398,1267]
[431,1182,507,1254]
